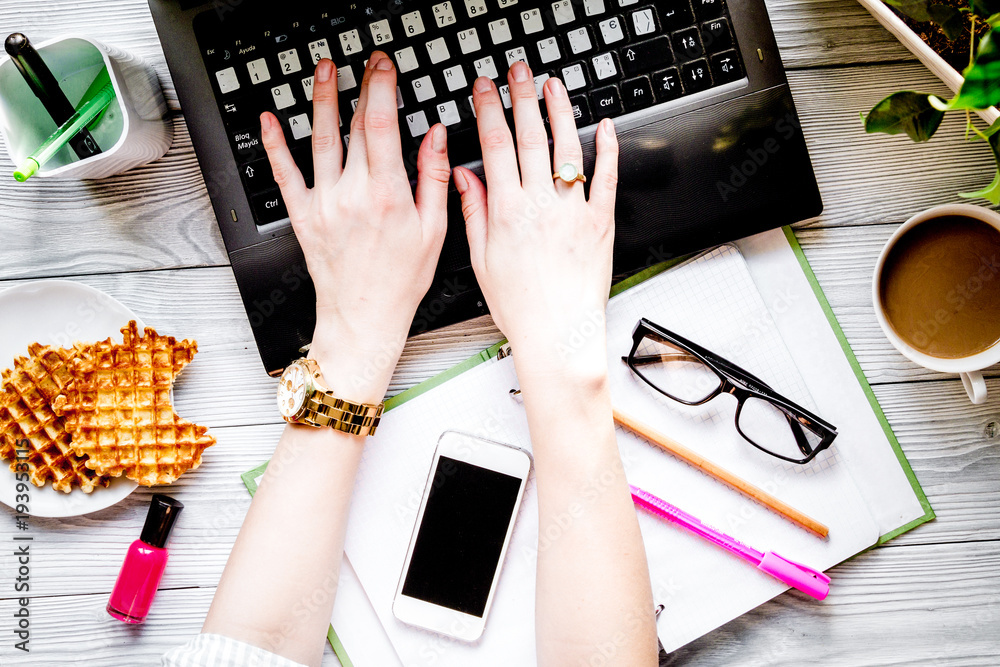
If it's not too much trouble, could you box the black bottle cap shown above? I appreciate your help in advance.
[139,494,184,549]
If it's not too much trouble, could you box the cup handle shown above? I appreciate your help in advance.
[961,371,988,405]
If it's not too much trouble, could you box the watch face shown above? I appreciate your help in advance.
[277,362,308,419]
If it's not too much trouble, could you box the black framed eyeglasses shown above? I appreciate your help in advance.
[623,318,837,464]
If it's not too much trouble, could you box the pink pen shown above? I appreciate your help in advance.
[630,484,830,600]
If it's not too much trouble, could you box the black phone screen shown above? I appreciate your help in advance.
[401,455,524,617]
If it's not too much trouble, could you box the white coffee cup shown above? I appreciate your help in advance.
[872,203,1000,404]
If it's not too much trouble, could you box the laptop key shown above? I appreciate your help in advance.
[566,26,595,55]
[630,7,658,37]
[620,36,673,76]
[562,62,590,92]
[710,50,742,83]
[590,85,622,118]
[651,66,683,101]
[621,76,655,111]
[216,67,241,94]
[701,18,732,52]
[591,52,621,81]
[219,95,256,128]
[672,27,704,60]
[251,190,289,224]
[230,127,266,162]
[654,0,696,31]
[681,59,712,92]
[692,0,726,20]
[241,158,275,194]
[569,95,593,126]
[598,16,628,47]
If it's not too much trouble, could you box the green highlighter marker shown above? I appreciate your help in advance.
[13,76,116,182]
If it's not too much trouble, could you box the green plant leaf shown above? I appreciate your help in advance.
[959,128,1000,205]
[864,91,945,141]
[930,28,1000,111]
[884,0,964,39]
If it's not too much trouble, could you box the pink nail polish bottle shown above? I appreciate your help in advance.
[107,494,184,624]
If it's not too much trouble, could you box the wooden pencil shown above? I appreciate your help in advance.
[613,407,830,538]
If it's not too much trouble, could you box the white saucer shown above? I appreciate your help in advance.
[0,280,140,517]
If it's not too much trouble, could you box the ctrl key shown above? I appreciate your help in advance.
[590,85,622,120]
[251,191,289,225]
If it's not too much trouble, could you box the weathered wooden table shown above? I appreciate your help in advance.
[0,1,997,664]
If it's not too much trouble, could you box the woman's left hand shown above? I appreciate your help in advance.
[260,52,452,400]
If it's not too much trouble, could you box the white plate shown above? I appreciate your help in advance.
[0,281,140,517]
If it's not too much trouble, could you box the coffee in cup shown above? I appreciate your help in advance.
[873,204,1000,404]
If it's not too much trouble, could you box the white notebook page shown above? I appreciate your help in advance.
[342,244,879,664]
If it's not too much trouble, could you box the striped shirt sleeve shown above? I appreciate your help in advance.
[162,633,309,667]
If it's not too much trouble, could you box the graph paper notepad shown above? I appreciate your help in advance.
[243,230,932,666]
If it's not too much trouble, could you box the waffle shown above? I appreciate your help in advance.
[53,321,215,486]
[0,343,113,494]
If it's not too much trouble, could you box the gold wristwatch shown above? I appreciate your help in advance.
[277,358,384,436]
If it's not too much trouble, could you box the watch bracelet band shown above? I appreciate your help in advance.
[304,393,384,435]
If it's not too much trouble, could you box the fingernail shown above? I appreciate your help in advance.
[260,112,274,132]
[376,57,393,71]
[603,118,616,137]
[547,76,567,99]
[511,61,529,83]
[432,124,447,153]
[316,59,332,83]
[474,76,492,93]
[454,168,468,194]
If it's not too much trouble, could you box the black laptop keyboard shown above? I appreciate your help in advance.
[194,0,744,226]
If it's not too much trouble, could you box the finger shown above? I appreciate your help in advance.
[310,59,343,189]
[471,76,519,194]
[543,77,585,198]
[589,119,619,221]
[345,52,385,171]
[415,124,452,236]
[363,54,405,180]
[507,61,551,186]
[453,166,488,267]
[261,112,308,211]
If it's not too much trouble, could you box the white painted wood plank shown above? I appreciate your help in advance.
[767,0,915,69]
[0,586,343,666]
[790,63,999,229]
[0,119,227,279]
[1,541,996,666]
[666,539,1000,666]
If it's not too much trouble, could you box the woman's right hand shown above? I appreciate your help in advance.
[454,61,619,377]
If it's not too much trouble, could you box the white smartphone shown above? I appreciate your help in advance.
[392,430,532,642]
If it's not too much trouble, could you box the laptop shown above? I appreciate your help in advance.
[147,0,822,375]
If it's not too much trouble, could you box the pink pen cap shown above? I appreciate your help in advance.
[758,551,831,600]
